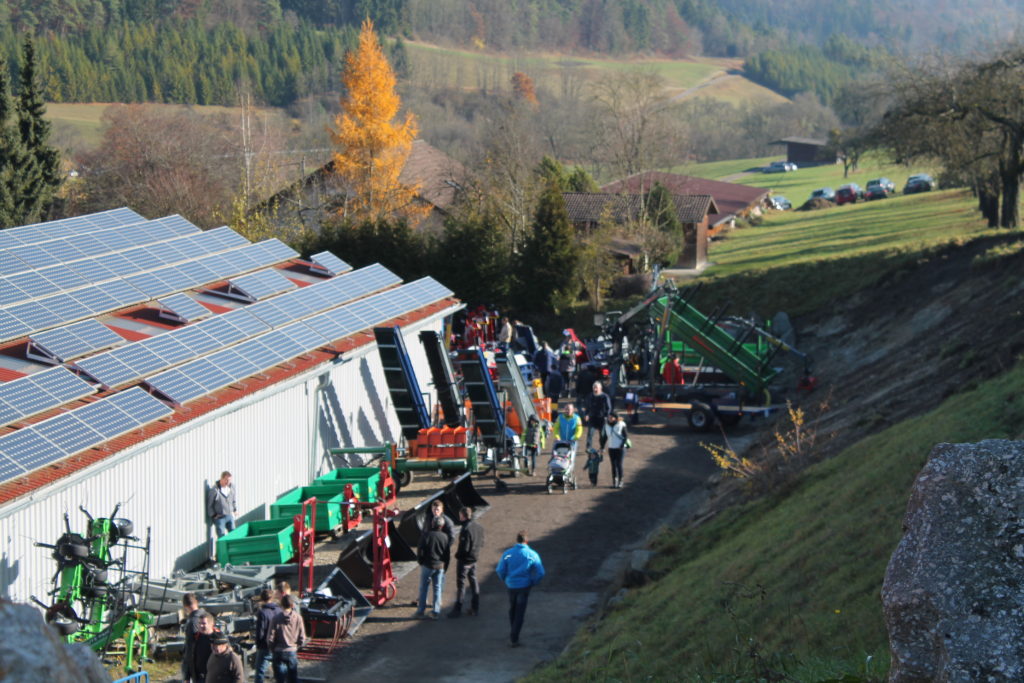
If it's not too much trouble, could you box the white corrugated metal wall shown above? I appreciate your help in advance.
[0,307,455,603]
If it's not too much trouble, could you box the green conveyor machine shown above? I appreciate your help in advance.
[649,292,778,400]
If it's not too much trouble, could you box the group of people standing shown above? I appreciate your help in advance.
[414,498,546,647]
[181,581,305,683]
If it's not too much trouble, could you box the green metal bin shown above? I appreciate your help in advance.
[270,486,349,531]
[313,467,381,503]
[216,518,295,566]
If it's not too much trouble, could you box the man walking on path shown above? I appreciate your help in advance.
[449,507,484,618]
[207,471,237,538]
[583,381,612,452]
[415,516,451,619]
[496,530,545,647]
[268,594,305,683]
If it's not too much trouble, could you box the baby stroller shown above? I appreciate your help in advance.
[546,440,578,494]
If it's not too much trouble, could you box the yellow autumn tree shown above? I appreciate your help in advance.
[330,19,428,226]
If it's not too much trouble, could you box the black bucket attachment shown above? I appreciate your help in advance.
[334,521,416,589]
[335,530,373,587]
[451,473,489,509]
[394,474,489,548]
[313,566,373,621]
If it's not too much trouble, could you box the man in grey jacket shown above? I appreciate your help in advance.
[207,471,237,537]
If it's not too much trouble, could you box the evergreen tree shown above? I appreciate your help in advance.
[0,54,19,227]
[516,181,579,315]
[435,212,511,306]
[13,37,62,225]
[566,166,599,192]
[390,36,410,81]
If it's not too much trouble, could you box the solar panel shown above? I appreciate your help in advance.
[158,293,211,323]
[225,269,297,302]
[74,354,137,389]
[34,412,104,453]
[145,368,206,405]
[28,366,96,403]
[7,270,61,299]
[30,320,125,362]
[73,399,138,438]
[140,333,193,365]
[0,428,66,472]
[309,251,351,276]
[104,387,173,424]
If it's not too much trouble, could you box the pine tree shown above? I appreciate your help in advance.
[13,37,62,225]
[330,19,426,226]
[0,54,20,227]
[516,181,579,315]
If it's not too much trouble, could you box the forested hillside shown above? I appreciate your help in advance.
[2,0,1019,107]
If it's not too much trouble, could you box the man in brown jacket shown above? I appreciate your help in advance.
[206,632,245,683]
[268,594,305,683]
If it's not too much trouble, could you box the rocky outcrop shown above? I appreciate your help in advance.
[0,600,111,682]
[883,440,1024,682]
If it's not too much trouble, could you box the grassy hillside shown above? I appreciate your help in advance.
[529,354,1024,681]
[405,42,781,103]
[707,189,990,277]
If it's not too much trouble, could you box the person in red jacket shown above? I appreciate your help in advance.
[661,355,684,398]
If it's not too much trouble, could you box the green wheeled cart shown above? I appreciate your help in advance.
[216,518,295,566]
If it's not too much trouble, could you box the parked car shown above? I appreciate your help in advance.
[904,173,937,194]
[763,161,797,173]
[809,187,836,202]
[835,183,863,205]
[865,184,890,200]
[769,195,792,210]
[866,177,895,195]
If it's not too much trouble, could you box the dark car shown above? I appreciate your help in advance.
[865,184,890,200]
[866,177,895,195]
[809,187,835,202]
[769,195,792,210]
[903,173,937,194]
[834,184,863,205]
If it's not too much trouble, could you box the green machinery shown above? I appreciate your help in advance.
[602,280,813,429]
[330,443,480,489]
[34,505,154,673]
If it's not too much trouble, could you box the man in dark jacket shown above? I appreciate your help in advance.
[414,516,450,619]
[252,589,281,683]
[206,632,245,683]
[583,381,612,452]
[183,610,217,682]
[206,471,237,538]
[448,507,485,618]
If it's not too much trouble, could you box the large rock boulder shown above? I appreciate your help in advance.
[0,600,111,681]
[883,440,1024,682]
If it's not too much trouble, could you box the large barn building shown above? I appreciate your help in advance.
[0,208,460,604]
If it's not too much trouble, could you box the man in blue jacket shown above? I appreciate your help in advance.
[496,530,545,647]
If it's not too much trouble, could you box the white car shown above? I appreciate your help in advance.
[763,161,797,173]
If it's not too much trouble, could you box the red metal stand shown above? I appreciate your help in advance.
[293,497,317,596]
[340,483,362,532]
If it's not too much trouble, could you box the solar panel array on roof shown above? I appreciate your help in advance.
[0,208,146,250]
[0,386,172,483]
[308,251,351,277]
[28,319,126,363]
[0,366,95,428]
[157,293,212,324]
[0,236,298,343]
[223,269,297,302]
[76,263,399,389]
[145,276,453,405]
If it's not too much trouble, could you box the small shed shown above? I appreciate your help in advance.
[770,137,834,166]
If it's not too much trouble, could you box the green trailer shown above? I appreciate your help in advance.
[313,467,381,503]
[270,486,350,532]
[216,518,295,566]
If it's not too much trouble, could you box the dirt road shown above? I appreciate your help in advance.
[303,414,735,682]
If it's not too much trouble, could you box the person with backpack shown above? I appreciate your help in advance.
[522,414,545,476]
[252,589,281,683]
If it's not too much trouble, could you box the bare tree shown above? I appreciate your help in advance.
[586,69,683,178]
